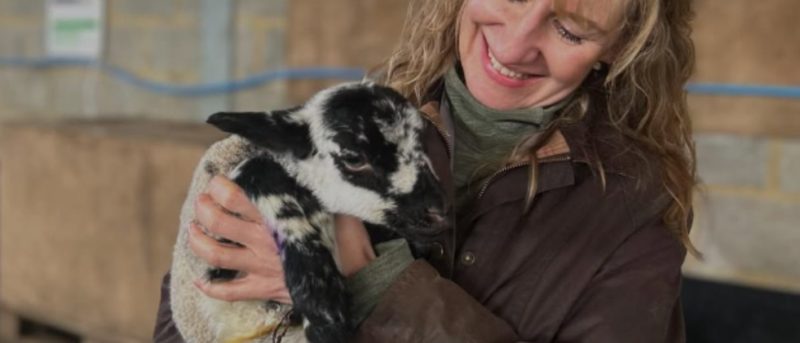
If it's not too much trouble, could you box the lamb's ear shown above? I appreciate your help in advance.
[207,109,312,158]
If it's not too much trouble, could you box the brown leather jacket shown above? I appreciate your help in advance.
[154,96,688,343]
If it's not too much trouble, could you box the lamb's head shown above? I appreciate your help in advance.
[208,82,447,240]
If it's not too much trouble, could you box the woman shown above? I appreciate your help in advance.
[155,0,697,341]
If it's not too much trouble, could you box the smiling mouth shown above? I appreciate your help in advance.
[487,50,533,80]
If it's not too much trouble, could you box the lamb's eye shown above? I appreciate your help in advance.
[341,153,372,172]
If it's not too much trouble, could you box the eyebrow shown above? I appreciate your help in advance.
[563,13,608,35]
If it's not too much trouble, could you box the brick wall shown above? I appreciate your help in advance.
[0,0,409,122]
[685,135,800,293]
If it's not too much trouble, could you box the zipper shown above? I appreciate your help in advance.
[476,154,571,199]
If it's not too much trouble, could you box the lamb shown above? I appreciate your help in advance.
[170,82,448,343]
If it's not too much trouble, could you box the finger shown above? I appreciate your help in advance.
[335,215,375,258]
[207,175,263,223]
[194,275,293,304]
[195,193,265,246]
[334,215,376,276]
[188,223,259,271]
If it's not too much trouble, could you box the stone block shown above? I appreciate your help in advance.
[112,0,180,16]
[694,133,768,188]
[0,120,225,341]
[686,192,800,292]
[780,139,800,193]
[232,18,287,111]
[237,0,287,15]
[0,69,51,120]
[0,25,43,56]
[0,0,43,16]
[50,69,96,116]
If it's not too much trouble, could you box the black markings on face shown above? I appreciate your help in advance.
[320,85,422,195]
[233,155,322,216]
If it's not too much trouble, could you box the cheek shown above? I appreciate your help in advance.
[457,2,477,58]
[458,0,499,57]
[546,49,599,86]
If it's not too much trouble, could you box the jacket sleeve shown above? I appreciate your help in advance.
[355,260,519,343]
[357,218,687,343]
[553,218,687,343]
[153,272,186,343]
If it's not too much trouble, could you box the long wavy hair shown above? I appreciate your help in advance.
[377,0,698,255]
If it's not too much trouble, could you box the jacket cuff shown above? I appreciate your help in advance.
[346,239,414,325]
[355,260,518,343]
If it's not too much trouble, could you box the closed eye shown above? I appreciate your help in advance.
[553,19,584,45]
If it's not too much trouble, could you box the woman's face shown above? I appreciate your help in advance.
[458,0,622,110]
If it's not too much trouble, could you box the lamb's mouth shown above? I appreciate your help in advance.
[402,223,448,241]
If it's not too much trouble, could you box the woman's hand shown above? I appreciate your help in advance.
[189,175,292,303]
[334,215,376,277]
[189,175,376,304]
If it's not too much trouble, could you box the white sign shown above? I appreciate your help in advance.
[46,0,104,58]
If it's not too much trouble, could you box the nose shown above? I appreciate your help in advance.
[494,1,550,64]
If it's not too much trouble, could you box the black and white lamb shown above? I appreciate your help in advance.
[170,82,447,343]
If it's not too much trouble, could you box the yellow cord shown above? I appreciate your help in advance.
[224,323,280,343]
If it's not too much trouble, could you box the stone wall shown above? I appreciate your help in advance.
[0,0,408,122]
[685,135,800,293]
[0,0,290,122]
[683,0,800,295]
[0,1,408,340]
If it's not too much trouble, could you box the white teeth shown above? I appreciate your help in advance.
[488,51,530,80]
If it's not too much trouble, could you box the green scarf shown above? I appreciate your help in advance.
[444,66,567,209]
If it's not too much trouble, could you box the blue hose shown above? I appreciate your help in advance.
[2,57,798,99]
[0,57,365,97]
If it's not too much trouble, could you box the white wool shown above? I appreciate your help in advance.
[170,82,431,343]
[171,136,307,343]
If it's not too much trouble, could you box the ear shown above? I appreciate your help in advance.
[207,108,312,158]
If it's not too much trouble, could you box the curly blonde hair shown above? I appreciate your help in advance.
[377,0,698,254]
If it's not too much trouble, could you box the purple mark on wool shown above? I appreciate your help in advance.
[265,217,286,252]
[272,230,285,252]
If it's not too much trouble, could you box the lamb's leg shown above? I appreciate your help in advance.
[282,237,350,343]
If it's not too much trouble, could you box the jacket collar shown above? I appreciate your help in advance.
[420,88,643,178]
[418,93,644,224]
[419,101,571,161]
